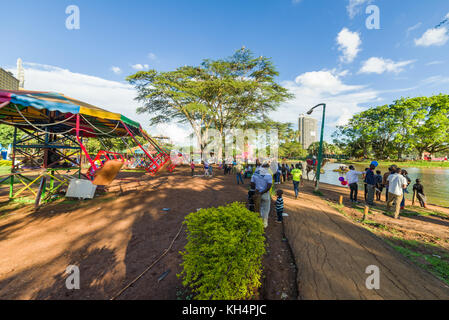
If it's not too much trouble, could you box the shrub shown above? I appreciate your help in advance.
[178,202,265,300]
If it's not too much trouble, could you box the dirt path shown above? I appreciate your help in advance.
[0,167,296,300]
[277,181,449,300]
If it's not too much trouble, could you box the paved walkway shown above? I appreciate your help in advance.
[282,190,449,300]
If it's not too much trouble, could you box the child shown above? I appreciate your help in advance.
[248,187,256,212]
[204,161,210,177]
[275,189,284,223]
[413,179,427,208]
[190,161,195,176]
[208,163,213,177]
[375,170,383,201]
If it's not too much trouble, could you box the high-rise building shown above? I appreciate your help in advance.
[0,67,19,90]
[298,114,318,150]
[17,58,25,89]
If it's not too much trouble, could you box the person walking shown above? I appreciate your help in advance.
[383,166,396,202]
[208,162,213,177]
[248,185,256,212]
[375,170,383,201]
[400,169,411,210]
[363,168,369,201]
[365,163,377,206]
[235,162,244,185]
[251,163,273,228]
[281,164,287,183]
[204,161,210,177]
[412,179,427,208]
[386,167,408,219]
[190,160,195,176]
[346,165,364,203]
[274,164,281,185]
[290,164,304,199]
[275,189,284,224]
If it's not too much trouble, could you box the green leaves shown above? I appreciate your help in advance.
[333,95,449,159]
[0,124,15,146]
[127,48,292,155]
[178,202,265,300]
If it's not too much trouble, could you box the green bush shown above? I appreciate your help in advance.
[179,202,265,300]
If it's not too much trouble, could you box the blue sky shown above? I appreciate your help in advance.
[1,0,448,144]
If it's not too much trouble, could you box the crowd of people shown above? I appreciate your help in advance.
[346,162,427,220]
[189,158,430,224]
[189,159,305,228]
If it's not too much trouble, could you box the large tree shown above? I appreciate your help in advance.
[127,48,292,159]
[413,94,449,158]
[333,95,449,160]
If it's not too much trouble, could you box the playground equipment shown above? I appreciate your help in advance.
[0,89,175,206]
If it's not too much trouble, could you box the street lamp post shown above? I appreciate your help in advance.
[307,103,326,192]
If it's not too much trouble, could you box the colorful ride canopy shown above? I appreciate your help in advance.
[0,89,141,137]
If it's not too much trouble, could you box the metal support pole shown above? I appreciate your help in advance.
[9,127,17,198]
[315,104,326,192]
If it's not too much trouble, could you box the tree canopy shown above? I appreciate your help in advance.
[127,48,292,157]
[333,94,449,159]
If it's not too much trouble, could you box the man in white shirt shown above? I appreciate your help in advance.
[346,165,364,203]
[386,167,408,219]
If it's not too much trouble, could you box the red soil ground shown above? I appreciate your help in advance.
[0,166,296,300]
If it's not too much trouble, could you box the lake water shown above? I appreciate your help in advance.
[316,162,449,208]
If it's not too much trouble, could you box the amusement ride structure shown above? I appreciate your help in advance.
[0,89,175,206]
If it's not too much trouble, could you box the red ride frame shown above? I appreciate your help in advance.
[121,121,171,175]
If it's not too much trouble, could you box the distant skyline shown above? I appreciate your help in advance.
[1,0,448,145]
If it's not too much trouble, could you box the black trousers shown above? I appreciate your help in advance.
[349,183,358,201]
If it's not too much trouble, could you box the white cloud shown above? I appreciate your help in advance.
[271,70,379,130]
[406,22,422,37]
[421,75,449,86]
[294,70,364,95]
[8,62,191,145]
[347,0,373,19]
[414,27,449,47]
[131,64,150,70]
[359,57,415,74]
[148,52,157,60]
[111,66,122,74]
[426,60,444,66]
[336,28,362,64]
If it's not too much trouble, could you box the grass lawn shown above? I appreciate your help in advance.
[386,238,449,286]
[341,160,449,169]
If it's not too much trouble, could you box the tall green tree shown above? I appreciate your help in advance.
[413,94,449,158]
[127,48,291,158]
[333,95,449,160]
